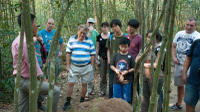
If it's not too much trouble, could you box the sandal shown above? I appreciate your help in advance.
[85,96,89,101]
[98,92,106,97]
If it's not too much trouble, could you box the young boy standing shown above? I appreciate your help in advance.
[110,38,135,104]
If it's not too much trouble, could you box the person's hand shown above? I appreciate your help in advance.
[88,26,94,33]
[37,36,43,43]
[33,36,37,42]
[121,70,128,76]
[182,72,187,84]
[119,75,124,82]
[144,63,151,68]
[173,57,179,64]
[115,68,121,75]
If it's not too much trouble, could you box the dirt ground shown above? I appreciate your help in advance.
[1,69,200,112]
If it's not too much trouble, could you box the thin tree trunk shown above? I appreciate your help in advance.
[133,0,139,19]
[137,0,145,110]
[132,0,168,111]
[148,0,173,111]
[22,0,38,111]
[93,0,99,31]
[146,0,151,31]
[98,0,103,27]
[162,0,177,112]
[112,0,117,19]
[84,0,88,20]
[31,0,36,15]
[45,1,73,111]
[14,3,25,111]
[150,0,158,30]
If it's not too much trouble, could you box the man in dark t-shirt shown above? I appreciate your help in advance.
[106,19,127,98]
[111,38,135,104]
[182,39,200,112]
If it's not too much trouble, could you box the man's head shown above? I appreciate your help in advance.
[127,19,140,34]
[110,19,122,33]
[77,24,88,40]
[119,38,130,54]
[185,17,197,34]
[87,18,95,27]
[101,22,109,34]
[17,13,37,36]
[46,18,55,32]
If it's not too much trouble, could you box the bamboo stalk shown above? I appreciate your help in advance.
[162,0,177,112]
[132,0,168,111]
[14,4,25,111]
[21,0,38,111]
[45,1,73,112]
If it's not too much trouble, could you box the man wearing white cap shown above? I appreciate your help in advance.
[87,18,99,48]
[86,18,99,99]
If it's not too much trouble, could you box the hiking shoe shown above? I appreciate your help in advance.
[63,101,71,111]
[169,103,182,110]
[38,105,46,112]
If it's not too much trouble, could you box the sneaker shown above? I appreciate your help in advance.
[169,103,182,110]
[63,101,71,111]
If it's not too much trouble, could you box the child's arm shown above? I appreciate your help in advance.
[110,65,121,77]
[121,68,134,76]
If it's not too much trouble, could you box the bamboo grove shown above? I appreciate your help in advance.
[1,0,200,111]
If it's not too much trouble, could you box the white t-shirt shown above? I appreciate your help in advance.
[173,30,200,64]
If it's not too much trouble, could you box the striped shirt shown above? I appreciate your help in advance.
[66,35,96,65]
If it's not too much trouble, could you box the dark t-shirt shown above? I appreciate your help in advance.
[106,33,127,59]
[96,34,108,59]
[111,53,135,84]
[187,39,200,86]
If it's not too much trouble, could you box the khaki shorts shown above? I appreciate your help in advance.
[174,64,184,86]
[68,63,94,83]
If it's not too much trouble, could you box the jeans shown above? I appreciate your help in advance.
[113,82,132,103]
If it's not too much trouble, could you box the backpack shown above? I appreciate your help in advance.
[38,41,47,64]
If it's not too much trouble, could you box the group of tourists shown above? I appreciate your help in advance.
[12,13,200,112]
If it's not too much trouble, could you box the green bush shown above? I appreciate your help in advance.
[0,30,17,103]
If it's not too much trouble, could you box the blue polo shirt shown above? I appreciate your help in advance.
[187,39,200,86]
[66,35,96,65]
[38,29,63,53]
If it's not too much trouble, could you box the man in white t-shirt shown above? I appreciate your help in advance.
[170,17,200,111]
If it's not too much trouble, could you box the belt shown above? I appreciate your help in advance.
[72,63,90,67]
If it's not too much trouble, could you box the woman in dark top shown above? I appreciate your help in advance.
[96,22,110,96]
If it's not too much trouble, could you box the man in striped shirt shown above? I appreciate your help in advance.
[63,24,96,111]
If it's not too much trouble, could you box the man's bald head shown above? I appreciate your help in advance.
[46,18,55,32]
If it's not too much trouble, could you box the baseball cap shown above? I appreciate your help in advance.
[87,18,95,23]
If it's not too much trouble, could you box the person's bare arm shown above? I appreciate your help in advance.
[91,55,95,67]
[107,48,111,64]
[59,43,63,57]
[110,65,121,77]
[96,42,100,56]
[121,68,134,76]
[66,53,71,72]
[182,56,192,84]
[172,43,179,64]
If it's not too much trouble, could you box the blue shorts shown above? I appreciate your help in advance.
[113,82,132,103]
[184,83,200,107]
